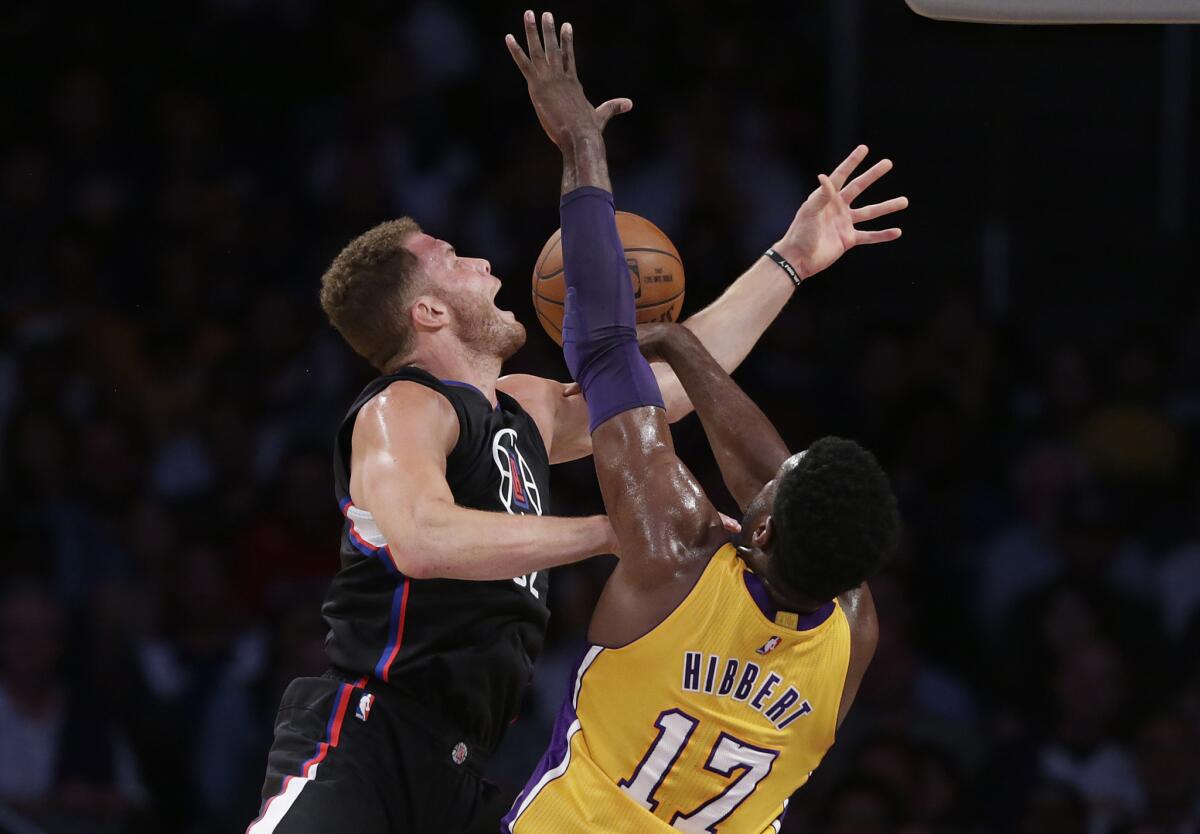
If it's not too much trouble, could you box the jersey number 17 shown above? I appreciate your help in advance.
[619,709,779,833]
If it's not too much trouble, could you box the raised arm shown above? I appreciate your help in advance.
[508,11,726,645]
[505,11,630,194]
[504,147,907,463]
[350,380,615,580]
[679,145,907,384]
[639,323,791,512]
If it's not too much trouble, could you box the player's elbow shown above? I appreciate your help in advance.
[375,510,449,579]
[374,499,453,578]
[385,545,442,580]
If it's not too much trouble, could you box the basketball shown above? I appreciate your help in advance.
[531,212,686,345]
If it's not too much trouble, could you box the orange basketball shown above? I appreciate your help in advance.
[531,211,685,346]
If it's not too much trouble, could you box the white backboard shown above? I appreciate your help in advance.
[906,0,1200,23]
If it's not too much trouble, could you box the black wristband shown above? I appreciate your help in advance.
[764,248,803,288]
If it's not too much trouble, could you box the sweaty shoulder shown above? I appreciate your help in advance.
[835,583,878,728]
[838,584,878,645]
[353,380,460,458]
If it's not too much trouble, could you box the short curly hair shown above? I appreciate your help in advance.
[771,436,899,601]
[319,217,426,369]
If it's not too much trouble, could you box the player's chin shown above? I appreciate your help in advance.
[498,313,527,359]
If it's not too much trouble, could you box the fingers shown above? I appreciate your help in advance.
[541,11,560,67]
[561,21,574,74]
[808,173,838,209]
[850,195,909,223]
[522,9,545,64]
[562,381,582,397]
[505,33,532,78]
[595,97,633,127]
[842,158,893,204]
[854,228,903,245]
[516,11,572,75]
[828,144,869,189]
[719,512,743,535]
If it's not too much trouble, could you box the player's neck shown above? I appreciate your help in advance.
[403,338,502,406]
[738,545,828,616]
[763,581,827,617]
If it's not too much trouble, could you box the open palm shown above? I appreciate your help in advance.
[505,10,632,150]
[777,145,908,281]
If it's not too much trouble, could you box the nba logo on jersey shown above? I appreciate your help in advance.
[492,428,542,516]
[757,636,782,655]
[355,692,374,722]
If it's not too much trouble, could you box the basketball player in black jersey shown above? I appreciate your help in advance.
[246,10,907,833]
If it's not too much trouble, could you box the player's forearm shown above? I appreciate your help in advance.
[682,255,797,377]
[560,130,612,194]
[657,329,790,508]
[650,363,693,423]
[560,186,664,431]
[649,256,796,422]
[394,504,613,580]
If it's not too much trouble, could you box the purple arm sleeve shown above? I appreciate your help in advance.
[559,186,665,432]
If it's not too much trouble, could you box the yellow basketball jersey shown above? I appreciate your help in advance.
[503,544,851,833]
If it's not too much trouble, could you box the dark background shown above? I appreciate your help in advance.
[2,1,1199,832]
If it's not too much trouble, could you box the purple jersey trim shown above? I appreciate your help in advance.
[438,378,484,397]
[502,645,602,831]
[743,571,835,631]
[439,378,501,411]
[743,570,777,620]
[795,600,836,630]
[501,688,576,831]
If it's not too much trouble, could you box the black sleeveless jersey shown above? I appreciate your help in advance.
[321,366,551,754]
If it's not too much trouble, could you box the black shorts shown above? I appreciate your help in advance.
[247,671,510,834]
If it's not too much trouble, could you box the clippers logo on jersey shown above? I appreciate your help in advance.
[355,693,374,722]
[492,428,543,516]
[757,636,782,656]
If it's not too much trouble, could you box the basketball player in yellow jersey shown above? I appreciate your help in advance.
[503,12,901,833]
[505,325,899,834]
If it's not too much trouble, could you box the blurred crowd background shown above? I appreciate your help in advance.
[3,1,1200,833]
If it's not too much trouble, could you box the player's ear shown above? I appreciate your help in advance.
[751,515,774,549]
[411,295,448,331]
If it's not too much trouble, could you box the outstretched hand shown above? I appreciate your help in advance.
[774,145,909,282]
[506,10,632,150]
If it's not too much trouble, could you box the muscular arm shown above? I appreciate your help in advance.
[587,407,727,645]
[508,14,724,644]
[552,188,724,581]
[349,381,614,580]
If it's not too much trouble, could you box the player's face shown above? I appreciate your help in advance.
[407,233,526,359]
[739,451,806,568]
